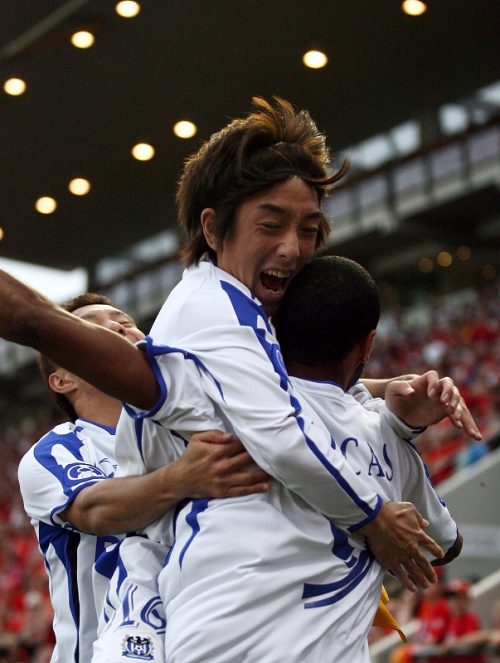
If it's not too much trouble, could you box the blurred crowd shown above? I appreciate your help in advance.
[0,416,56,663]
[367,283,500,484]
[370,574,500,662]
[0,282,498,661]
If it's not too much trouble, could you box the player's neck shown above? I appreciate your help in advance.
[286,358,353,391]
[74,392,122,428]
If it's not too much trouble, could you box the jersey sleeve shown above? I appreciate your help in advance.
[147,281,383,532]
[17,430,109,529]
[401,442,458,557]
[122,339,224,432]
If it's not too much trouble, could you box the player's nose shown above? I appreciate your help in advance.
[278,228,300,260]
[108,320,127,336]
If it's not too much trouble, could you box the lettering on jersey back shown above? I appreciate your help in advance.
[338,437,394,482]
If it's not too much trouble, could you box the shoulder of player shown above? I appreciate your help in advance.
[19,422,101,470]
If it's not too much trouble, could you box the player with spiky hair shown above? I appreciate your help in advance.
[177,96,348,273]
[0,97,479,661]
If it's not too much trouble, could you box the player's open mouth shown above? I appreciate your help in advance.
[260,270,291,294]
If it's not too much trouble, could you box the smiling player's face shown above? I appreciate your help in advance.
[203,177,322,315]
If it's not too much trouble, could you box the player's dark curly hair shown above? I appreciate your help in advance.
[38,293,114,422]
[177,96,349,266]
[274,256,380,366]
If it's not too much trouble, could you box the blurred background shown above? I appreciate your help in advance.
[0,1,498,661]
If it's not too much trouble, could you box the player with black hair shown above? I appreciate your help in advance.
[271,255,462,657]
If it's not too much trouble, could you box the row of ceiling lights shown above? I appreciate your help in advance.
[1,0,192,219]
[1,0,429,225]
[34,177,92,215]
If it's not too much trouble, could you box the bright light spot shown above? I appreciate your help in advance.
[0,228,4,241]
[68,178,91,196]
[419,257,433,273]
[4,78,27,96]
[481,264,496,280]
[116,1,141,17]
[302,50,328,69]
[71,31,95,49]
[437,251,452,267]
[35,197,57,214]
[456,245,471,261]
[132,143,155,161]
[402,0,427,16]
[173,120,197,139]
[439,104,469,135]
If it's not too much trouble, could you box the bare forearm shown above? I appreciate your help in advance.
[63,462,187,535]
[0,269,159,408]
[63,432,271,535]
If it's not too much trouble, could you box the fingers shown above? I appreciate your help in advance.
[211,470,271,498]
[452,397,482,440]
[191,429,239,446]
[428,377,482,439]
[415,511,429,529]
[384,545,440,592]
[223,482,270,498]
[400,556,435,589]
[363,501,444,591]
[391,565,417,592]
[211,447,257,472]
[417,530,445,561]
[428,376,459,408]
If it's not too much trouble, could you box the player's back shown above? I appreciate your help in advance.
[291,377,458,553]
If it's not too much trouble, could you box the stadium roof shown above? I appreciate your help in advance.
[1,0,499,271]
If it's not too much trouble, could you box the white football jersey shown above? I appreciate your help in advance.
[292,377,458,556]
[108,260,458,662]
[18,418,121,663]
[146,259,383,528]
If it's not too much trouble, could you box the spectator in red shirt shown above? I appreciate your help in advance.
[437,580,486,663]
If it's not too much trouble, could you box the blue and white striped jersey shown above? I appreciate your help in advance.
[17,418,120,663]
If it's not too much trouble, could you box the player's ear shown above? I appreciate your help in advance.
[361,330,377,364]
[48,368,78,395]
[200,208,220,252]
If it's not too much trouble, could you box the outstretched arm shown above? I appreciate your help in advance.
[61,431,270,535]
[384,370,482,439]
[0,268,159,409]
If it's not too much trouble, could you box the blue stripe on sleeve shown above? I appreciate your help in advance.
[34,431,108,507]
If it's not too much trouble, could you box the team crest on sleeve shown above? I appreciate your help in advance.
[65,463,107,482]
[121,633,155,660]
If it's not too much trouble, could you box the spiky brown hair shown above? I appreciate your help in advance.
[177,97,348,265]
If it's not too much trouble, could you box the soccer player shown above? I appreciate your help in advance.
[0,97,479,658]
[17,293,269,663]
[272,255,464,658]
[126,257,461,662]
